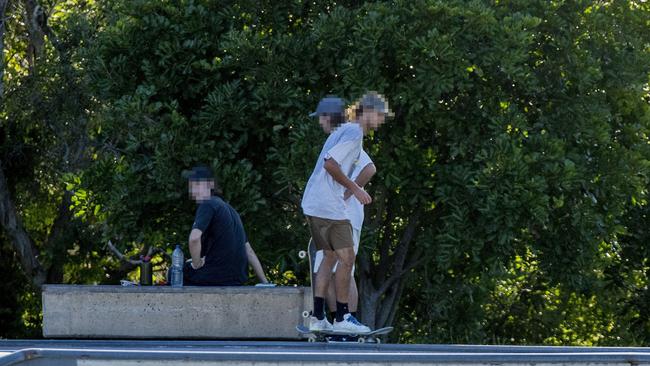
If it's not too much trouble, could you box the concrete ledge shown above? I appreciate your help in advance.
[2,342,650,366]
[42,285,312,339]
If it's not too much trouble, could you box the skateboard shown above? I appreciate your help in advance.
[299,239,392,343]
[298,238,318,318]
[296,325,394,343]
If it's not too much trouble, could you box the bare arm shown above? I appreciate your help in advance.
[355,163,376,187]
[324,158,371,204]
[245,242,268,283]
[345,163,376,200]
[188,229,204,269]
[324,158,360,191]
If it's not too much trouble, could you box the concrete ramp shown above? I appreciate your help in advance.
[1,340,649,366]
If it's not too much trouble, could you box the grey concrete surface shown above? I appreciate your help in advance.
[0,340,649,366]
[42,285,312,339]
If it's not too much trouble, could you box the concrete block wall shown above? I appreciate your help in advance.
[42,285,312,339]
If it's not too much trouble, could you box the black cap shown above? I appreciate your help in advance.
[184,166,214,181]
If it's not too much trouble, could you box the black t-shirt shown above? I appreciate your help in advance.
[189,196,248,285]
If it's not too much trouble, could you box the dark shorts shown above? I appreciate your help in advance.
[306,215,354,251]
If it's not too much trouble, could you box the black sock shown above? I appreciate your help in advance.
[351,311,358,318]
[336,301,349,322]
[330,312,336,322]
[313,297,325,320]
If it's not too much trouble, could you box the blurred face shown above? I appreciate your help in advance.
[188,180,213,202]
[360,110,386,132]
[319,115,332,134]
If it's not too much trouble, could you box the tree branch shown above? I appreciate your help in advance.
[383,278,407,328]
[377,254,427,297]
[357,244,371,281]
[377,280,399,327]
[373,211,421,296]
[0,0,8,99]
[105,240,171,266]
[390,211,420,276]
[376,201,394,286]
[44,190,74,283]
[105,240,142,265]
[371,185,386,230]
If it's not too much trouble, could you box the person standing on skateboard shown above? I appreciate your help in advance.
[302,93,390,333]
[313,99,376,323]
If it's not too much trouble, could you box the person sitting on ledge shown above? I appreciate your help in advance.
[177,165,268,286]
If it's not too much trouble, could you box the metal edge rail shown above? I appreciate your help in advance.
[1,340,649,353]
[2,347,650,365]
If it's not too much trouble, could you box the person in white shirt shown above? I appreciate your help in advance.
[312,104,376,325]
[302,92,390,333]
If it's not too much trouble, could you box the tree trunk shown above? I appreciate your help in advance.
[0,161,47,288]
[0,0,82,288]
[24,0,45,75]
[44,190,74,284]
[358,210,422,329]
[0,0,7,100]
[0,0,50,288]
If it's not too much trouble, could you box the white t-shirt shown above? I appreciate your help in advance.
[302,123,363,220]
[345,150,373,230]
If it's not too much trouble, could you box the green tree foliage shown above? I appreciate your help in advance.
[1,0,649,344]
[391,0,650,344]
[0,0,105,337]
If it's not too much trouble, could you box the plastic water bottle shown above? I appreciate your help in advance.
[171,244,184,288]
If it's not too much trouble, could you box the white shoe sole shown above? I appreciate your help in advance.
[310,324,333,332]
[332,326,370,334]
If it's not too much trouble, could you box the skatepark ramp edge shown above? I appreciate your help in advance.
[1,341,650,366]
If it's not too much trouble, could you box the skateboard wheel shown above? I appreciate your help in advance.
[298,251,307,259]
[357,337,366,343]
[308,335,317,343]
[302,310,310,318]
[375,338,381,344]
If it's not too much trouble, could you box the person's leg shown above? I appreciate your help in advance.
[328,265,356,319]
[348,276,359,315]
[313,249,324,273]
[349,227,361,315]
[310,249,336,330]
[326,274,337,319]
[327,259,358,318]
[316,249,337,320]
[333,246,354,321]
[306,216,336,325]
[329,226,360,318]
[314,250,336,305]
[329,222,369,332]
[328,220,355,322]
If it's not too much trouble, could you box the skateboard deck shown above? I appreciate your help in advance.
[296,325,394,343]
[298,238,318,317]
[299,239,389,342]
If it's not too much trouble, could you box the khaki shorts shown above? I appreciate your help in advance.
[313,227,360,273]
[306,216,354,251]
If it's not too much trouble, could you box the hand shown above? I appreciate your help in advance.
[191,257,205,270]
[353,186,372,205]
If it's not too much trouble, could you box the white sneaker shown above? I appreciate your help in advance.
[332,313,371,334]
[309,316,333,332]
